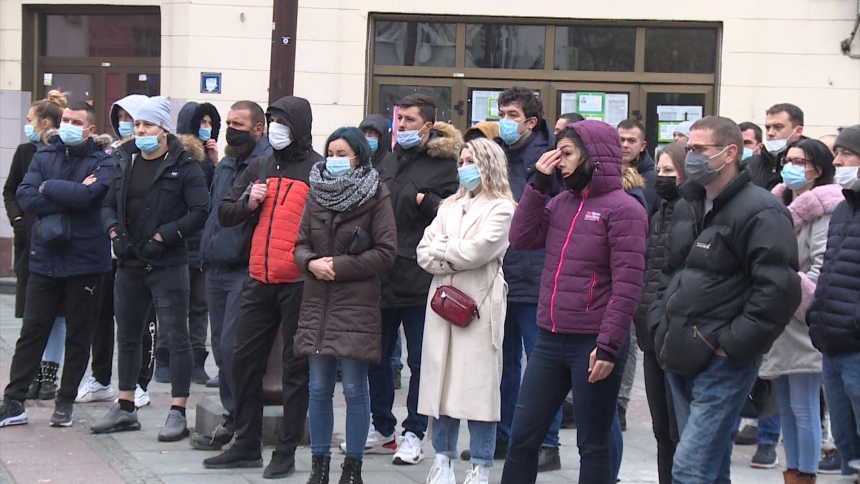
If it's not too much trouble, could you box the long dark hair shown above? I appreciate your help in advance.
[782,138,835,205]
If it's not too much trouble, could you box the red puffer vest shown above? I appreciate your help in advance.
[249,175,309,284]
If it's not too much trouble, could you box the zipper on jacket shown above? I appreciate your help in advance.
[263,177,283,284]
[692,324,718,353]
[585,273,597,311]
[316,218,337,353]
[659,327,671,365]
[550,195,587,332]
[280,180,294,205]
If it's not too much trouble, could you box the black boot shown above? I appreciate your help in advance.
[39,362,59,400]
[338,457,362,484]
[192,348,211,384]
[26,365,43,400]
[154,348,171,383]
[264,450,296,479]
[307,455,330,484]
[537,446,561,472]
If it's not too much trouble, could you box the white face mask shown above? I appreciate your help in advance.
[268,122,292,150]
[835,166,860,191]
[765,128,799,155]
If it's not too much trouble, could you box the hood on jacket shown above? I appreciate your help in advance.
[109,94,148,139]
[465,121,500,141]
[426,122,463,160]
[191,103,221,140]
[174,133,206,162]
[772,182,846,233]
[569,120,623,197]
[177,102,199,135]
[622,165,646,191]
[359,114,389,139]
[636,149,656,176]
[267,96,314,150]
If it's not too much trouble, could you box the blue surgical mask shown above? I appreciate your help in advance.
[742,147,754,160]
[781,164,811,191]
[366,136,379,153]
[198,127,212,142]
[458,164,481,191]
[498,118,524,146]
[24,124,41,143]
[397,129,422,149]
[325,157,353,177]
[58,123,85,146]
[135,134,162,153]
[118,121,135,139]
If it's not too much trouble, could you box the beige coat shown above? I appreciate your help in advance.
[416,192,514,422]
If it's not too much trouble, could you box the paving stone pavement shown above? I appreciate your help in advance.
[0,293,855,483]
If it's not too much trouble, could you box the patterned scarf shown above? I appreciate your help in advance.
[309,161,380,213]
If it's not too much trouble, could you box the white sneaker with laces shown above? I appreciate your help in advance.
[426,454,455,484]
[393,431,425,465]
[463,464,490,484]
[339,424,397,454]
[134,385,150,408]
[75,376,117,403]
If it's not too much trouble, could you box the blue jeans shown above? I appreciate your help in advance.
[433,416,497,467]
[42,317,66,364]
[392,330,404,372]
[822,352,860,476]
[368,306,428,439]
[499,303,562,447]
[501,329,628,484]
[668,355,761,484]
[309,355,370,461]
[774,373,822,474]
[731,415,781,446]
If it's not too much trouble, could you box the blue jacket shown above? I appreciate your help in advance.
[496,119,558,304]
[199,135,272,270]
[808,189,860,355]
[17,136,114,277]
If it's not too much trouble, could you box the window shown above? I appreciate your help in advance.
[554,26,636,72]
[377,85,453,124]
[374,21,456,67]
[644,28,717,74]
[39,14,160,57]
[465,24,545,69]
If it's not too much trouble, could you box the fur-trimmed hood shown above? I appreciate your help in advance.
[772,182,845,234]
[426,122,463,160]
[622,164,646,191]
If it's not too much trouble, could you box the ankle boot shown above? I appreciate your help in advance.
[794,472,816,484]
[38,361,59,400]
[26,365,43,400]
[191,349,211,384]
[338,457,362,484]
[784,470,797,484]
[307,454,330,484]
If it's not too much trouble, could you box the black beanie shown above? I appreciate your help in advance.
[834,124,860,158]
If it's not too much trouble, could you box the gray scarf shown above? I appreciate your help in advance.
[309,161,380,213]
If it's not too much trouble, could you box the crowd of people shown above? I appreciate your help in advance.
[1,86,860,484]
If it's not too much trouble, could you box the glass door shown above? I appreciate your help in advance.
[459,80,547,132]
[371,77,462,129]
[639,84,714,157]
[548,82,639,129]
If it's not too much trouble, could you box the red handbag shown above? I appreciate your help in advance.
[430,285,481,328]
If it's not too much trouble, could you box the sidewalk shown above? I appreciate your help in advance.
[0,292,852,483]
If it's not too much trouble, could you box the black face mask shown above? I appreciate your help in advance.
[655,175,681,201]
[226,128,252,147]
[562,160,593,193]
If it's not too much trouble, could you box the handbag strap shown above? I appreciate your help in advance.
[476,261,503,310]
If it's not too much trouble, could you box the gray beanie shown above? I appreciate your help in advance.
[834,124,860,158]
[136,96,171,132]
[673,121,693,138]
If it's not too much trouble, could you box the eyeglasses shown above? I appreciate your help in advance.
[784,157,812,167]
[685,144,725,155]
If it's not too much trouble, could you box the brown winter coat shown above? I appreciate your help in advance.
[293,183,398,363]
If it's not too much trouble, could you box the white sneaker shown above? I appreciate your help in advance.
[426,455,455,484]
[75,377,116,403]
[393,431,425,465]
[134,385,150,408]
[463,465,490,484]
[339,424,397,454]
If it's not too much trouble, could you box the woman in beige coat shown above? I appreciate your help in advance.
[417,138,516,484]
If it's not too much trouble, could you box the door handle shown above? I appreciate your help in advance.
[454,100,465,116]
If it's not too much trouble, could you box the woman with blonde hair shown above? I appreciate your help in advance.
[417,138,516,484]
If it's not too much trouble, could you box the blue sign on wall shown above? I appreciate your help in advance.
[200,72,221,94]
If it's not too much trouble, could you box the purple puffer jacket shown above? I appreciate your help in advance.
[509,120,648,357]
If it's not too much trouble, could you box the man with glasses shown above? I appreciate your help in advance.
[649,116,801,484]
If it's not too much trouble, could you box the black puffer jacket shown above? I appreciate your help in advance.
[808,189,860,355]
[648,170,801,375]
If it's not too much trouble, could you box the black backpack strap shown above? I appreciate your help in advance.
[257,155,267,185]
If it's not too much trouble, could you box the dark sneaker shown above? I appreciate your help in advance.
[537,446,561,472]
[157,409,189,442]
[751,444,778,469]
[0,399,28,428]
[205,376,219,388]
[91,403,141,433]
[192,366,211,385]
[190,424,233,451]
[264,451,296,479]
[203,446,263,469]
[819,449,841,474]
[460,438,507,461]
[734,424,758,445]
[50,401,74,427]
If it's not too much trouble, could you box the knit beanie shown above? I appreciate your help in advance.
[136,96,171,132]
[834,124,860,158]
[673,121,693,138]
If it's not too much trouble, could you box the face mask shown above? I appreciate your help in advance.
[268,123,292,150]
[58,123,86,146]
[135,133,162,153]
[684,146,729,187]
[562,160,593,192]
[835,166,860,191]
[226,127,252,147]
[366,137,379,153]
[118,121,135,139]
[24,124,41,143]
[499,118,524,146]
[198,127,212,142]
[397,128,423,149]
[655,175,680,201]
[458,164,481,191]
[325,157,353,177]
[742,148,754,160]
[765,138,787,155]
[781,164,811,191]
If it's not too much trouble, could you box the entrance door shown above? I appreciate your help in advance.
[372,77,462,128]
[639,84,714,156]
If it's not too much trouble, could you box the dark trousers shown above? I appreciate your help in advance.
[232,279,308,455]
[115,265,192,398]
[136,305,157,391]
[368,306,428,439]
[89,263,116,386]
[501,329,628,484]
[155,266,208,352]
[206,268,248,433]
[12,242,29,318]
[644,350,679,484]
[5,273,101,404]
